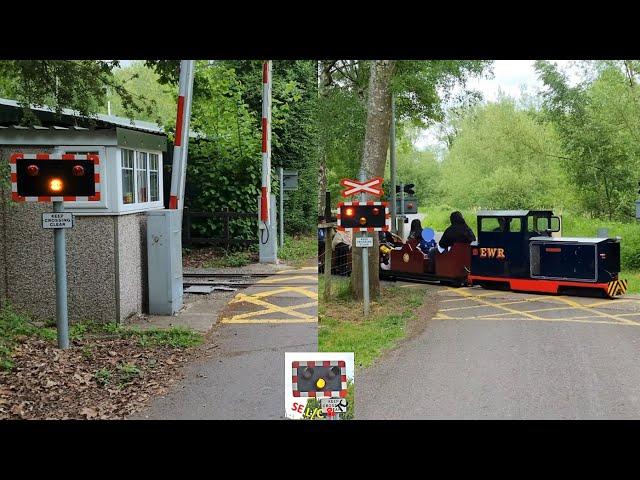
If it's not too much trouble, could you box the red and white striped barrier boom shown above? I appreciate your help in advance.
[169,60,195,210]
[260,60,272,223]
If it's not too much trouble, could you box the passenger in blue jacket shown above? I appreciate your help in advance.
[408,219,436,252]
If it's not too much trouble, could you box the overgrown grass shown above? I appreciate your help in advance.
[0,305,38,370]
[419,205,640,294]
[203,250,254,268]
[0,305,203,371]
[318,276,425,368]
[278,234,317,267]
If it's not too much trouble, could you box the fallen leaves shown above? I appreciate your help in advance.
[0,336,195,420]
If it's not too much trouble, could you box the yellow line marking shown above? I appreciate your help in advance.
[399,283,428,288]
[228,293,315,320]
[441,293,496,302]
[229,286,317,300]
[257,275,317,284]
[221,317,317,324]
[432,316,640,326]
[438,296,561,312]
[585,299,637,308]
[446,287,544,320]
[551,296,639,325]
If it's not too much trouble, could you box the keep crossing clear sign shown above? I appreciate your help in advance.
[355,236,373,248]
[320,398,348,414]
[42,212,74,229]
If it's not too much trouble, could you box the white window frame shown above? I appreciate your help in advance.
[118,147,164,213]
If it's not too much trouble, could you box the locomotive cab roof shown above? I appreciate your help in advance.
[476,210,553,217]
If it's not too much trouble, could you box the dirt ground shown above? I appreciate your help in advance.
[0,335,207,420]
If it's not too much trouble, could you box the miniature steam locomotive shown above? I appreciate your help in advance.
[380,210,628,298]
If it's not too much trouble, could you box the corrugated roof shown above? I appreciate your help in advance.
[0,97,201,138]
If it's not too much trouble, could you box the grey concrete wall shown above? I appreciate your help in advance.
[117,213,149,321]
[0,147,123,323]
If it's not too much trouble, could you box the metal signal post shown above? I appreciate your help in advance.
[360,169,370,316]
[53,201,69,349]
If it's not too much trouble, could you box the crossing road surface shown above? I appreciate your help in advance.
[357,282,640,419]
[133,265,317,420]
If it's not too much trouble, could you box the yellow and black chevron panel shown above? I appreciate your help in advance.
[607,279,628,298]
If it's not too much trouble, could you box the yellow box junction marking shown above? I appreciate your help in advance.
[446,287,544,321]
[433,287,640,327]
[220,275,317,324]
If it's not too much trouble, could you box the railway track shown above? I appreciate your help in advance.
[182,271,316,289]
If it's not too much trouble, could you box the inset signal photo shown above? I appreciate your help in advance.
[284,352,354,420]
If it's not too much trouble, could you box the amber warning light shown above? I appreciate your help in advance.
[49,179,63,192]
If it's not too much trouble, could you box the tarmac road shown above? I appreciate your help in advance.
[133,265,317,420]
[357,282,640,419]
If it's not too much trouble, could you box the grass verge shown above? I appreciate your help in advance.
[318,276,425,368]
[0,305,203,372]
[279,234,317,267]
[203,250,255,268]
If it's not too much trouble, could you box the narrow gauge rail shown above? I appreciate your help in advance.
[183,272,315,288]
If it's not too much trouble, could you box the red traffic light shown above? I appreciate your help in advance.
[372,207,380,215]
[72,165,85,176]
[26,164,39,176]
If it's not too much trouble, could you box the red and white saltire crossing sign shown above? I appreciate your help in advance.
[260,60,272,222]
[10,153,101,202]
[291,360,348,399]
[340,176,384,197]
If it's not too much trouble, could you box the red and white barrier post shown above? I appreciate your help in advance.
[169,60,195,211]
[259,60,278,263]
[260,60,271,223]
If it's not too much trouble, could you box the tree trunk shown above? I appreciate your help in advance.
[351,60,396,301]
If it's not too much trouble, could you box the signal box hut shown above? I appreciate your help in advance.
[0,98,170,323]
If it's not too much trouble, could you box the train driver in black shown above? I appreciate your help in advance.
[438,211,476,251]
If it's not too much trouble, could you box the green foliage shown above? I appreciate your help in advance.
[439,99,571,210]
[0,60,154,122]
[185,60,316,240]
[124,326,203,349]
[278,234,317,266]
[382,139,442,207]
[536,61,640,220]
[319,278,424,368]
[203,251,254,268]
[94,368,112,386]
[321,60,492,211]
[342,380,355,420]
[0,304,36,370]
[117,362,141,383]
[392,60,492,127]
[320,87,367,203]
[104,61,176,126]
